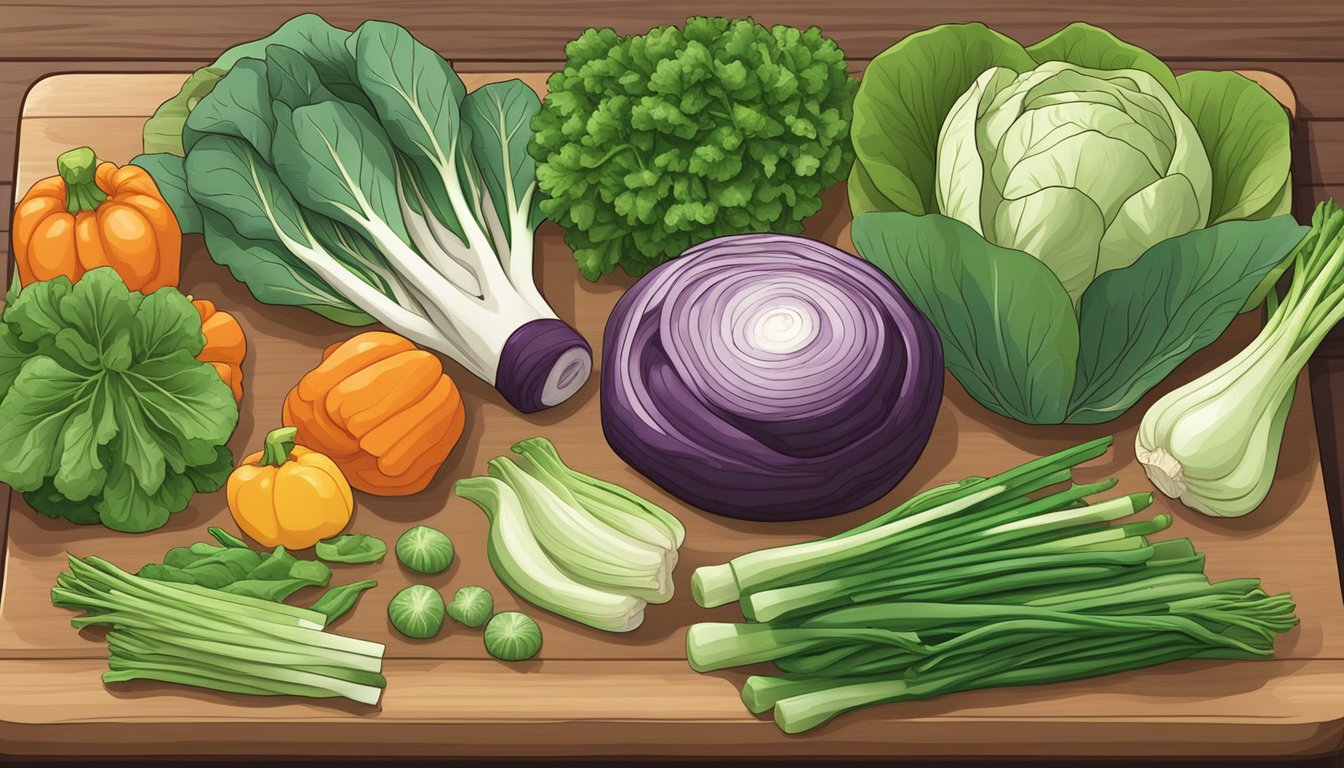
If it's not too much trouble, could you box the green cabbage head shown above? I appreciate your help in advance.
[848,22,1301,425]
[936,62,1214,304]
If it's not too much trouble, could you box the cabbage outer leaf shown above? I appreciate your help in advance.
[1025,22,1180,94]
[851,211,1077,424]
[849,23,1034,217]
[1068,216,1307,423]
[851,212,1304,425]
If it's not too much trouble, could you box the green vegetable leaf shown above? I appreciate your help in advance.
[131,286,206,361]
[142,15,365,157]
[1067,216,1306,422]
[1177,70,1292,225]
[5,276,73,345]
[265,43,342,109]
[1025,22,1180,95]
[129,153,203,234]
[532,18,856,278]
[142,66,228,156]
[461,79,545,240]
[187,136,377,325]
[211,14,364,106]
[271,99,409,244]
[0,324,33,394]
[309,579,379,622]
[197,207,374,325]
[851,212,1078,423]
[53,378,116,501]
[183,59,276,157]
[315,534,387,564]
[95,462,193,533]
[348,19,471,240]
[25,480,102,525]
[0,270,238,532]
[208,526,250,549]
[184,446,235,493]
[0,357,96,491]
[127,357,237,451]
[850,23,1034,216]
[140,531,332,601]
[221,577,323,602]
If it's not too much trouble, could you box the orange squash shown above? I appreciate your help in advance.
[193,299,246,403]
[283,332,466,496]
[12,147,181,292]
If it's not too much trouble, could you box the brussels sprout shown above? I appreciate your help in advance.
[936,61,1213,305]
[396,526,454,574]
[446,585,494,628]
[387,585,445,639]
[484,611,542,661]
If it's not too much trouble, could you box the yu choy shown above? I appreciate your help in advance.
[848,22,1302,425]
[133,15,591,413]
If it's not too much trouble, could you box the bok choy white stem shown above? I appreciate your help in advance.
[1137,200,1344,516]
[151,19,593,413]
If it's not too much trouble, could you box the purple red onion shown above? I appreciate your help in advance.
[601,233,943,521]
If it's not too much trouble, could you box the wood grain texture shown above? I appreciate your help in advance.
[0,60,211,240]
[3,1,1344,62]
[2,72,1343,759]
[4,659,1344,758]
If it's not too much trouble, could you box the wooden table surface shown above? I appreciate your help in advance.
[4,2,1344,765]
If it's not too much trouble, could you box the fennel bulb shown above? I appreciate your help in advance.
[1137,201,1344,516]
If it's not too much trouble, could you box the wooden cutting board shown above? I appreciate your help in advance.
[3,71,1343,760]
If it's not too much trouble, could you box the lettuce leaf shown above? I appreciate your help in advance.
[0,269,238,532]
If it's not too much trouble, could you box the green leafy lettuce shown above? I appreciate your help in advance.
[0,269,238,531]
[848,22,1300,424]
[529,17,858,279]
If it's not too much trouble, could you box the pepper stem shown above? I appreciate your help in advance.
[261,427,298,467]
[57,147,107,214]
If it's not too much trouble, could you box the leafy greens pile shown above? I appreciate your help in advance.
[848,22,1304,424]
[138,526,378,622]
[0,269,238,532]
[529,17,857,279]
[134,14,592,413]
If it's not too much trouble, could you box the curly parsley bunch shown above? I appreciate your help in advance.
[530,17,857,279]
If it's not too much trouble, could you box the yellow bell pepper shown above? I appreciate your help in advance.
[227,426,354,549]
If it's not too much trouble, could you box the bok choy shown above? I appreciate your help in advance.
[132,16,591,413]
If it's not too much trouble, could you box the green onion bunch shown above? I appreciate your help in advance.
[686,437,1297,733]
[52,554,386,706]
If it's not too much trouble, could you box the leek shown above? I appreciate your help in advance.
[1137,200,1344,517]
